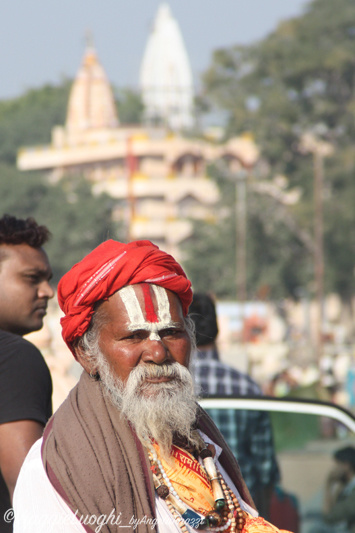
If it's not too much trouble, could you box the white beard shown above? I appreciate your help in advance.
[96,354,200,458]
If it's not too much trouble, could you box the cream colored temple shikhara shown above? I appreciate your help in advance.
[17,4,258,259]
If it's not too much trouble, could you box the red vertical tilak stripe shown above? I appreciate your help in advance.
[141,284,158,322]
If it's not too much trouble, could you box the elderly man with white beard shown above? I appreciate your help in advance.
[13,240,293,533]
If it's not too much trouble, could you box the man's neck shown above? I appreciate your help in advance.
[0,326,23,336]
[198,342,216,351]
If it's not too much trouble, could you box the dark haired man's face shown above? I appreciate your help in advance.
[0,244,54,336]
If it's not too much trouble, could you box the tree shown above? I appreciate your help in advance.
[0,81,71,165]
[203,0,355,154]
[0,81,139,282]
[0,82,144,166]
[0,165,122,282]
[192,0,355,304]
[182,166,311,300]
[115,88,144,125]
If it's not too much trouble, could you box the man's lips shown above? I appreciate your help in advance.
[34,305,48,315]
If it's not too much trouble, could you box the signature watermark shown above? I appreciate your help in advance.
[5,508,158,532]
[75,511,158,532]
[4,509,14,524]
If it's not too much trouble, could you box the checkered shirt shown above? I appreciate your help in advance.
[193,347,280,500]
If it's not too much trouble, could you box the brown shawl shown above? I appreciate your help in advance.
[42,371,255,533]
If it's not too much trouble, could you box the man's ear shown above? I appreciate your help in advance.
[74,344,98,376]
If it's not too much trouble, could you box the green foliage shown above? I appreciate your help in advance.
[183,219,237,299]
[323,151,355,303]
[193,0,355,302]
[183,176,312,300]
[115,88,144,125]
[0,165,122,282]
[270,410,320,453]
[0,81,71,164]
[0,80,138,282]
[203,0,355,149]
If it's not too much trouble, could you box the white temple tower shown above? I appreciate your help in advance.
[140,4,195,131]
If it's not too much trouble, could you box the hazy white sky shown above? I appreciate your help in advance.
[0,0,308,100]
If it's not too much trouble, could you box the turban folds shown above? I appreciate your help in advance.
[58,240,192,354]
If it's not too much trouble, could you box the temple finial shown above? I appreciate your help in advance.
[85,29,94,50]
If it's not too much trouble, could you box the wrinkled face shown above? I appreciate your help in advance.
[96,283,191,384]
[0,244,54,336]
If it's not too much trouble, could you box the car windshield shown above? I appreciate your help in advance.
[200,399,355,533]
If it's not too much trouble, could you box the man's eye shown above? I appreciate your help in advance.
[125,332,145,340]
[161,328,180,337]
[25,275,40,283]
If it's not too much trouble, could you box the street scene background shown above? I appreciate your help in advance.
[0,0,354,412]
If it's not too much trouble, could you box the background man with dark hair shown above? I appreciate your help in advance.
[189,293,280,519]
[0,214,53,531]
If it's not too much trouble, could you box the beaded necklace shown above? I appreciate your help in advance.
[148,441,246,533]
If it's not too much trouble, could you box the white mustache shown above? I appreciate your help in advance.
[132,363,188,383]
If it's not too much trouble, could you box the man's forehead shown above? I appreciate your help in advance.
[118,284,172,324]
[0,244,50,272]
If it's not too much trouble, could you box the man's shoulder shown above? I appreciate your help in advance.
[0,330,52,425]
[0,329,49,374]
[0,329,43,355]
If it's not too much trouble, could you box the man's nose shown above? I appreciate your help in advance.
[38,280,55,299]
[141,336,170,364]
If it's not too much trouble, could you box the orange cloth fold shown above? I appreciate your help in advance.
[243,515,293,533]
[153,443,215,514]
[153,443,294,533]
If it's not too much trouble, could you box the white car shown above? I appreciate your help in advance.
[199,397,355,533]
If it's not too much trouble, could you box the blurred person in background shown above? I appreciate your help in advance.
[322,446,355,532]
[189,293,280,520]
[0,214,53,532]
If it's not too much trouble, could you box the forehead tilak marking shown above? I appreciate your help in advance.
[152,285,171,322]
[119,286,145,324]
[141,284,158,322]
[118,284,173,341]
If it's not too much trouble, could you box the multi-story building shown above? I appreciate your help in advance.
[17,6,258,258]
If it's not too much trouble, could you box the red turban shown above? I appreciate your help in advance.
[58,240,192,355]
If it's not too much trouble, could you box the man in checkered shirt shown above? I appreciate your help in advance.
[190,293,280,519]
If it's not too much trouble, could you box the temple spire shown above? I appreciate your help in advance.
[140,3,195,130]
[66,37,119,133]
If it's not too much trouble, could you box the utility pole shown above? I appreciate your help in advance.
[217,136,259,351]
[126,137,137,242]
[235,169,248,304]
[299,133,333,362]
[313,149,325,363]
